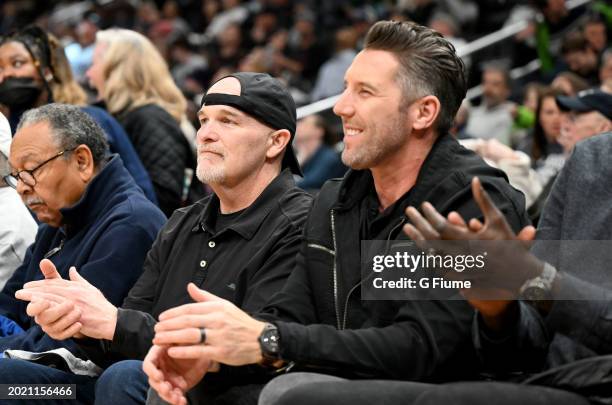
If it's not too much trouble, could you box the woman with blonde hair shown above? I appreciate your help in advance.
[87,28,197,216]
[0,25,156,203]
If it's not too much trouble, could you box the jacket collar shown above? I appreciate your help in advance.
[59,155,131,237]
[334,133,458,211]
[197,169,296,240]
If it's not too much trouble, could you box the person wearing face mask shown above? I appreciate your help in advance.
[0,26,158,206]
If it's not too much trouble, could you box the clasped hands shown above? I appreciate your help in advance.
[15,262,267,405]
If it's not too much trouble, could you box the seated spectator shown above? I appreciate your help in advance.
[465,64,515,145]
[86,28,199,216]
[206,23,246,74]
[399,129,612,403]
[428,12,471,71]
[0,112,36,289]
[556,89,612,152]
[582,15,608,54]
[202,0,249,44]
[281,13,329,88]
[310,28,357,102]
[0,26,157,204]
[600,48,612,92]
[521,87,565,185]
[560,31,600,86]
[0,103,165,404]
[64,17,98,82]
[551,71,590,96]
[294,115,346,191]
[17,73,312,405]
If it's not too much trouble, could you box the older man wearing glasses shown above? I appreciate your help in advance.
[0,103,165,403]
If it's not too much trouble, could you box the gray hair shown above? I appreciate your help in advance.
[17,103,108,166]
[363,21,467,135]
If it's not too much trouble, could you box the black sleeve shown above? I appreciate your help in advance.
[77,227,165,363]
[474,272,612,376]
[274,299,474,380]
[473,302,550,376]
[545,273,612,354]
[256,237,319,325]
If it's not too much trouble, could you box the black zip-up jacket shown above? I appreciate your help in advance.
[260,134,530,382]
[79,170,312,366]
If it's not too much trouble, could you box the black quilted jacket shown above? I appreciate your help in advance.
[118,104,195,217]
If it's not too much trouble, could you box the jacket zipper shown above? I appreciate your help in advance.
[330,209,342,330]
[307,244,336,257]
[340,217,406,330]
[43,239,65,259]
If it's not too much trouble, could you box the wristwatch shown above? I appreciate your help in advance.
[258,323,281,366]
[519,262,557,301]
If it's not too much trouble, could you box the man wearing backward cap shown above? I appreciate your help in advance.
[17,72,312,404]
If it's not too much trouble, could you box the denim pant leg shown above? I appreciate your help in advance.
[0,357,96,405]
[95,360,149,405]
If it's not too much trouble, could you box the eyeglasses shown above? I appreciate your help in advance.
[3,147,76,189]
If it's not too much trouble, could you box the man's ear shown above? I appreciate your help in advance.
[73,145,95,182]
[599,117,612,133]
[411,95,441,132]
[266,129,292,160]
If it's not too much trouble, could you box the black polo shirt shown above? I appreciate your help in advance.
[81,169,313,364]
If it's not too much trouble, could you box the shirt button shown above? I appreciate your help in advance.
[208,241,216,248]
[200,260,207,268]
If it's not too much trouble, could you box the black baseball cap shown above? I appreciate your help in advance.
[201,72,302,176]
[556,89,612,120]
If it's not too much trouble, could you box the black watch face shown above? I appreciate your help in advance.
[262,328,280,355]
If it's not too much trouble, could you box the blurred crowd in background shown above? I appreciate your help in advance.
[0,0,610,198]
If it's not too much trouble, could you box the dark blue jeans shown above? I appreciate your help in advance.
[0,358,96,405]
[95,360,149,405]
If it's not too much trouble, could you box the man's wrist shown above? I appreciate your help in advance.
[257,322,283,367]
[102,306,118,340]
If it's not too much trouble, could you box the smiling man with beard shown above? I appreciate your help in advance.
[17,73,312,405]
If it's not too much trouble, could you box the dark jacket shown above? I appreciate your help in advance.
[297,145,347,191]
[476,132,612,374]
[117,104,195,217]
[79,170,312,366]
[260,134,530,382]
[0,155,166,354]
[81,105,157,205]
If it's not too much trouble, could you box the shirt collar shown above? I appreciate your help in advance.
[197,169,296,240]
[335,133,458,211]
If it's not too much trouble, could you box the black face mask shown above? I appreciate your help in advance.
[0,76,43,109]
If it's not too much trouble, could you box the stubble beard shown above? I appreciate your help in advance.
[341,116,407,170]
